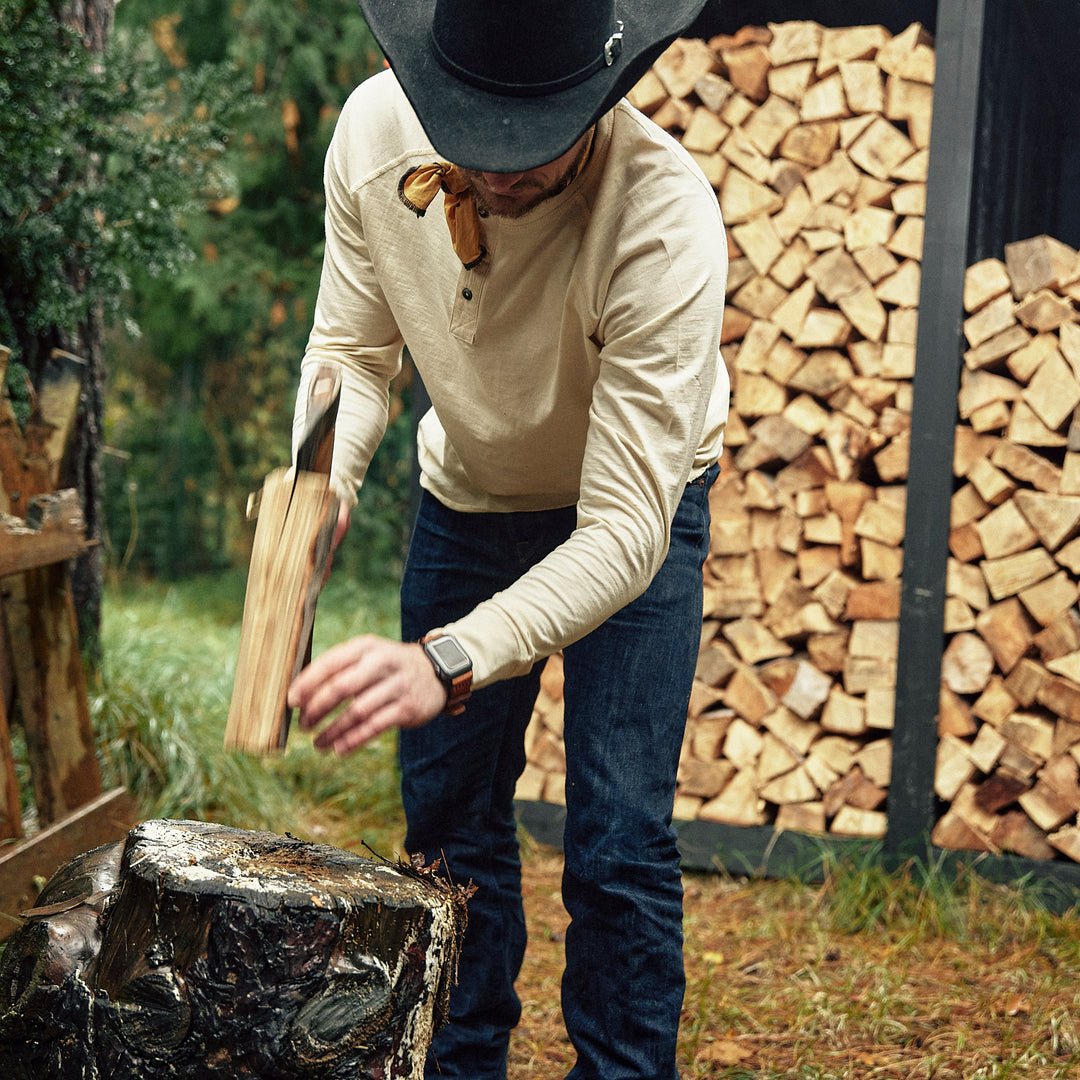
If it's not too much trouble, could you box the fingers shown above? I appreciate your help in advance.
[288,636,376,725]
[290,638,397,735]
[332,500,351,551]
[308,690,413,754]
[287,635,447,755]
[320,501,353,586]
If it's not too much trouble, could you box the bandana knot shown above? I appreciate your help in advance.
[397,163,485,270]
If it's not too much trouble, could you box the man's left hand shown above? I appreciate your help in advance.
[287,635,448,754]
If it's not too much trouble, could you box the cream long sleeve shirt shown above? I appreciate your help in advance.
[294,70,729,689]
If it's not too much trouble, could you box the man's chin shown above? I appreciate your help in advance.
[474,190,543,219]
[461,174,546,219]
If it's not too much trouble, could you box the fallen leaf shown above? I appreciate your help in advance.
[696,1039,752,1066]
[1004,993,1030,1017]
[853,1050,892,1066]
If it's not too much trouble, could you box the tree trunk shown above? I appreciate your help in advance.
[0,820,470,1079]
[49,0,116,665]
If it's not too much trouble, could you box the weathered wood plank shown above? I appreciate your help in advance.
[0,787,138,939]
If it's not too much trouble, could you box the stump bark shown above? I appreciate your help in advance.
[0,820,470,1079]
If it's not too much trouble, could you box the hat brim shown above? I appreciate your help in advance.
[358,0,710,172]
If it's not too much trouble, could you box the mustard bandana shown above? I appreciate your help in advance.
[398,163,485,269]
[397,130,595,270]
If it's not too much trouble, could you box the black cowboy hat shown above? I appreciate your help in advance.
[358,0,712,173]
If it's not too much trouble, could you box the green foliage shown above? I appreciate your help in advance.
[1,0,416,582]
[0,0,242,364]
[102,0,408,582]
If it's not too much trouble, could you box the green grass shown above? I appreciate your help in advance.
[92,570,408,856]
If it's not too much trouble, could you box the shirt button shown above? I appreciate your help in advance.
[462,288,473,301]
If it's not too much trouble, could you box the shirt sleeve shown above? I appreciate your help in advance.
[291,103,404,507]
[444,189,728,687]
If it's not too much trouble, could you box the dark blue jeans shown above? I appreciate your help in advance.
[399,463,717,1080]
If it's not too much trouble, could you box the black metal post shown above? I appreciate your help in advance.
[885,0,988,860]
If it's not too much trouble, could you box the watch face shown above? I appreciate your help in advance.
[426,635,471,676]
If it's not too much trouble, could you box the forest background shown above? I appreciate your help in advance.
[1,0,410,649]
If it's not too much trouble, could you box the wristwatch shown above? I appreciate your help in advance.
[420,632,473,715]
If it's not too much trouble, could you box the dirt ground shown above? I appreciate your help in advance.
[504,844,1080,1080]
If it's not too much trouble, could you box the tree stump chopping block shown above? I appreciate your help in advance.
[0,820,471,1080]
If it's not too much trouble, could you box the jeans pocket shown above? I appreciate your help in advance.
[675,461,719,552]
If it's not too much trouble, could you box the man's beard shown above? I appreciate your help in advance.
[460,132,593,219]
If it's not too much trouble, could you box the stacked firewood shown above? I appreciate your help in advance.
[515,23,1080,864]
[516,20,935,840]
[934,235,1080,861]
